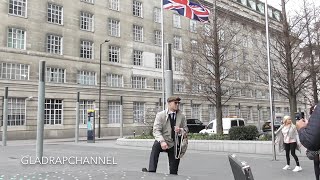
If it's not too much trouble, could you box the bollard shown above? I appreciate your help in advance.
[75,92,80,143]
[36,61,46,162]
[2,87,8,146]
[134,130,136,137]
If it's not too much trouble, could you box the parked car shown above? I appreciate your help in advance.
[199,117,245,135]
[186,119,206,133]
[261,120,281,132]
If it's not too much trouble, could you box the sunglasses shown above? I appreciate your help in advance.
[173,102,180,104]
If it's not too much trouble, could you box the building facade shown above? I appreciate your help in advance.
[0,0,306,140]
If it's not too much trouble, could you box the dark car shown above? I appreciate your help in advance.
[262,120,281,132]
[186,119,206,133]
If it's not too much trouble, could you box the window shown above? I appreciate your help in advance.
[222,106,229,117]
[174,57,182,72]
[154,30,162,46]
[154,78,162,90]
[242,35,248,47]
[80,12,94,31]
[204,24,211,36]
[133,102,144,123]
[109,0,119,11]
[81,0,94,4]
[3,98,26,126]
[154,7,161,23]
[192,83,201,92]
[132,76,146,89]
[192,104,201,119]
[46,67,65,83]
[9,0,27,17]
[191,40,197,53]
[0,62,29,80]
[218,30,225,41]
[179,103,184,112]
[284,107,289,114]
[106,73,123,87]
[77,71,96,85]
[232,50,238,63]
[133,0,143,17]
[231,120,238,127]
[133,50,143,66]
[255,89,262,98]
[47,3,63,25]
[108,101,121,123]
[7,28,26,50]
[109,45,120,63]
[133,25,143,42]
[108,19,120,37]
[243,52,248,63]
[155,54,162,69]
[173,14,181,28]
[174,81,184,92]
[80,40,93,59]
[239,120,244,126]
[190,20,197,32]
[208,105,215,120]
[173,36,182,50]
[80,100,94,124]
[47,34,63,55]
[44,99,63,125]
[251,37,257,47]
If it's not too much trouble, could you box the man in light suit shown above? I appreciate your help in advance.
[142,96,188,175]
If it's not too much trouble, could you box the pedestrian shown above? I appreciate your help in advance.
[275,115,302,172]
[297,104,319,180]
[142,96,188,175]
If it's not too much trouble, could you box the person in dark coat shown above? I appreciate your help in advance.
[297,104,319,180]
[297,103,320,151]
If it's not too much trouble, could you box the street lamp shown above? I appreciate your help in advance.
[98,39,110,138]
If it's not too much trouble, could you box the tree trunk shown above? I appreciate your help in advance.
[289,94,298,124]
[281,0,298,122]
[213,1,223,135]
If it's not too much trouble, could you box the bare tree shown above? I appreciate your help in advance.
[182,1,244,134]
[301,0,320,104]
[251,0,312,123]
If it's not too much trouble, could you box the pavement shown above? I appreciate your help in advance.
[0,138,317,180]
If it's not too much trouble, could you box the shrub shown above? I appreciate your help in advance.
[126,133,229,140]
[258,133,272,141]
[229,125,259,140]
[127,134,154,139]
[188,133,229,140]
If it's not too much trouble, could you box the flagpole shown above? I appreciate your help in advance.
[264,0,276,161]
[161,0,165,110]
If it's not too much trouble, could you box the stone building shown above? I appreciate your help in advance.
[0,0,306,140]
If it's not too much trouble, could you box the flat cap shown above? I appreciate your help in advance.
[167,96,181,102]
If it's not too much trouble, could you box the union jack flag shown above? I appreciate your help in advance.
[163,0,210,23]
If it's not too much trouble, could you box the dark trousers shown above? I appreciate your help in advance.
[284,142,300,166]
[148,140,180,175]
[314,155,320,180]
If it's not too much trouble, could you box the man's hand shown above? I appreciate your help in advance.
[160,141,168,150]
[296,119,308,131]
[174,126,182,133]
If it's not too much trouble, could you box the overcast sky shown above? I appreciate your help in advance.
[261,0,320,12]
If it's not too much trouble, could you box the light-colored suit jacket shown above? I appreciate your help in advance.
[153,109,188,149]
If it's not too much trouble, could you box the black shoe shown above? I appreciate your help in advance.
[142,168,148,172]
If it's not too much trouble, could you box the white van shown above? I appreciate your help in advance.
[199,118,245,134]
